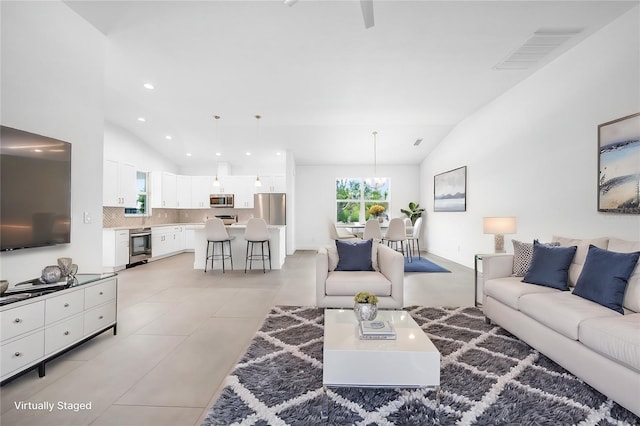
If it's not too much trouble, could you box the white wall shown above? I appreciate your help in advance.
[296,164,420,249]
[420,6,640,268]
[104,123,179,173]
[1,1,106,285]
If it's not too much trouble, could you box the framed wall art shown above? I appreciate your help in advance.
[598,113,640,214]
[434,166,466,212]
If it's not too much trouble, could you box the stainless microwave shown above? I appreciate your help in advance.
[210,194,234,208]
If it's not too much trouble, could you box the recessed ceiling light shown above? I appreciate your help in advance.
[165,135,172,140]
[414,139,423,146]
[276,152,281,156]
[33,149,42,153]
[143,83,154,90]
[215,152,222,156]
[245,152,251,156]
[186,153,192,157]
[137,117,146,122]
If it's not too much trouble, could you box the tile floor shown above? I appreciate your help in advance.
[0,250,473,426]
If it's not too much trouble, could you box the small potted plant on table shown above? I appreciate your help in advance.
[354,291,379,321]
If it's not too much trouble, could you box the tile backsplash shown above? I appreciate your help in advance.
[103,207,255,228]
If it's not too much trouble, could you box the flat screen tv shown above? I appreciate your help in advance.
[1,126,72,251]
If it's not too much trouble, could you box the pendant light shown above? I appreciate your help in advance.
[213,115,221,187]
[254,115,262,187]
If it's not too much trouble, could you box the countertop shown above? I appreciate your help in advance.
[104,222,286,231]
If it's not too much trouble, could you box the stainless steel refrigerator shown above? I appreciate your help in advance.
[254,193,286,225]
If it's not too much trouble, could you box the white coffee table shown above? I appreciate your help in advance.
[323,309,440,389]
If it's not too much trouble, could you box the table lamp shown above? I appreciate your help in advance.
[483,217,517,253]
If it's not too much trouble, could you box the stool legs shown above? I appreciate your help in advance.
[205,240,233,273]
[245,240,272,273]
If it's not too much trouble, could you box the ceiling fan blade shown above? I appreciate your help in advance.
[360,0,374,29]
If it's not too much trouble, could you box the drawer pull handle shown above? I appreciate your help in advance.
[64,303,70,307]
[13,318,22,323]
[14,352,22,357]
[99,315,104,320]
[64,331,70,336]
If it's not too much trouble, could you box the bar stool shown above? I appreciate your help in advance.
[204,218,234,273]
[244,218,271,273]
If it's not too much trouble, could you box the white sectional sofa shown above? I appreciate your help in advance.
[482,236,640,416]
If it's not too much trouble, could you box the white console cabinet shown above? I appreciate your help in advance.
[0,274,117,383]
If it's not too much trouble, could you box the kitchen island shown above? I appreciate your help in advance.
[188,223,286,270]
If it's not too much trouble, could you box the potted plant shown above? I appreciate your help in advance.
[354,291,379,321]
[401,202,425,225]
[368,205,386,223]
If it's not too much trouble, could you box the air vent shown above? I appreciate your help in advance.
[494,28,583,71]
[414,139,423,146]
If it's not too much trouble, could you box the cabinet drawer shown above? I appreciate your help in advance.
[1,331,44,378]
[1,301,45,342]
[84,301,116,336]
[84,279,116,309]
[45,290,84,324]
[45,316,84,355]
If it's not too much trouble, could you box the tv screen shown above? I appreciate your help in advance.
[1,126,72,251]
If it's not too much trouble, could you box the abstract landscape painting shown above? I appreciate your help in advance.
[434,166,466,212]
[598,113,640,214]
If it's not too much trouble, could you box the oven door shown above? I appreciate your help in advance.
[130,231,152,263]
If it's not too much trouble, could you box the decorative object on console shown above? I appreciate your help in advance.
[434,166,467,212]
[40,265,62,283]
[0,280,8,295]
[57,257,73,277]
[354,291,378,321]
[483,216,517,253]
[598,112,639,214]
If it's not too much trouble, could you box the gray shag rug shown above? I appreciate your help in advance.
[203,306,639,425]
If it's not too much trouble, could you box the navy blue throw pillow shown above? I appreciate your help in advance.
[573,245,640,314]
[335,239,373,271]
[522,241,576,290]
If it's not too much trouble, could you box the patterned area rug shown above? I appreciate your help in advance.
[202,306,639,425]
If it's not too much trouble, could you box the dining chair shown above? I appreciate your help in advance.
[363,219,383,240]
[244,218,271,273]
[407,217,423,259]
[329,222,358,240]
[383,218,411,261]
[204,218,234,273]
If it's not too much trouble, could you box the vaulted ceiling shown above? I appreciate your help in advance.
[65,1,636,170]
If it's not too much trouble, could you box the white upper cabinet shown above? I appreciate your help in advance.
[176,175,191,209]
[257,175,286,193]
[150,172,178,208]
[191,176,213,208]
[103,160,137,208]
[232,176,257,208]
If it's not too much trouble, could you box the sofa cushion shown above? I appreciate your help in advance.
[328,240,381,272]
[484,277,560,310]
[579,313,640,372]
[522,242,576,290]
[519,292,619,340]
[573,245,640,314]
[608,237,640,312]
[553,236,609,287]
[325,271,391,296]
[335,239,373,271]
[511,239,561,277]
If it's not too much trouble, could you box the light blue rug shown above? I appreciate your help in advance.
[404,256,450,273]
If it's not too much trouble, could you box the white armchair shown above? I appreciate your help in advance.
[316,243,404,308]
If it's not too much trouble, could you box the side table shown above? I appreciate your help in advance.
[474,254,487,307]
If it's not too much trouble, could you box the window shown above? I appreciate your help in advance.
[124,171,149,216]
[336,177,389,223]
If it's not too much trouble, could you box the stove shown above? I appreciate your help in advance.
[216,215,237,225]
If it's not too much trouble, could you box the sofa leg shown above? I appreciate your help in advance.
[484,317,491,325]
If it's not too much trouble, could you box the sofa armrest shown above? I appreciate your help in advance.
[482,254,514,281]
[316,247,329,303]
[377,244,404,306]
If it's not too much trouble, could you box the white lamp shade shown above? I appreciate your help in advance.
[483,217,517,234]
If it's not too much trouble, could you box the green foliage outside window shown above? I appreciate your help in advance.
[336,178,390,223]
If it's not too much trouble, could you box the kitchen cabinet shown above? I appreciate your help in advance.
[151,225,185,258]
[103,160,137,208]
[102,229,130,271]
[232,176,257,208]
[190,176,213,208]
[176,175,191,209]
[150,172,178,208]
[257,175,286,193]
[1,275,117,382]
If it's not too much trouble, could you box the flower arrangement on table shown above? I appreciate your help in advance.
[354,291,379,305]
[368,205,386,218]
